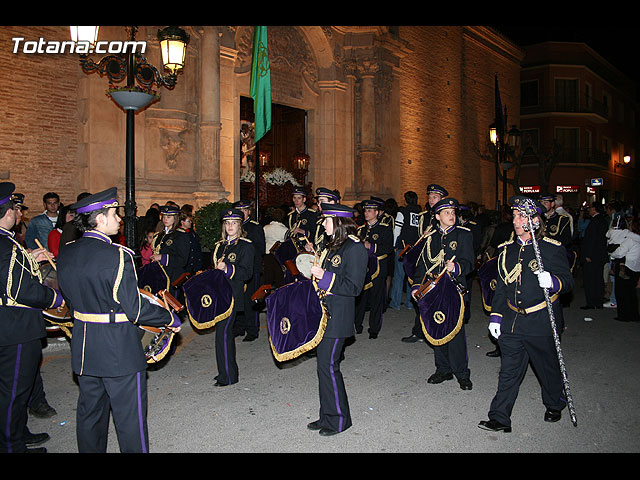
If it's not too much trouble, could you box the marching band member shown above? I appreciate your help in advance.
[232,200,265,342]
[417,184,448,235]
[0,182,63,453]
[478,195,573,433]
[149,205,191,296]
[308,203,368,436]
[410,198,474,390]
[287,187,318,241]
[354,199,394,339]
[56,187,181,453]
[211,208,254,386]
[311,187,340,250]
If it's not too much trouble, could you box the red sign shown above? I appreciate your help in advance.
[520,186,540,194]
[556,185,580,193]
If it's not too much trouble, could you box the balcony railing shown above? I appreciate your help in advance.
[521,146,609,167]
[521,95,609,118]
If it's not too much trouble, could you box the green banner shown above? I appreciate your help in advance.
[250,26,272,143]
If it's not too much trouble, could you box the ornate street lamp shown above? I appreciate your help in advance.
[69,26,189,250]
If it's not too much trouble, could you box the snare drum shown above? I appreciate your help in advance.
[138,288,175,364]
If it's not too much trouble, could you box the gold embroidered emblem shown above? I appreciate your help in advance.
[143,285,152,293]
[201,295,212,307]
[549,223,558,234]
[434,311,446,324]
[228,252,236,263]
[280,317,291,334]
[372,233,379,241]
[301,219,307,225]
[489,278,497,291]
[331,255,342,267]
[165,239,173,246]
[449,240,457,251]
[529,259,539,272]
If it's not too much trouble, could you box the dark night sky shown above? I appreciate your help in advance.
[490,25,639,85]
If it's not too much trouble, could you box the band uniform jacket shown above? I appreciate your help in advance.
[242,219,266,275]
[57,230,179,376]
[212,237,254,311]
[544,211,572,247]
[357,219,394,276]
[0,227,63,345]
[151,227,191,284]
[316,235,368,338]
[410,224,474,292]
[287,207,318,241]
[490,235,574,337]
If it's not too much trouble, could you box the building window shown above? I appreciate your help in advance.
[555,127,579,163]
[520,80,538,108]
[555,79,578,112]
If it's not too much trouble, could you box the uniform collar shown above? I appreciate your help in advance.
[296,206,307,214]
[83,229,112,244]
[516,235,532,246]
[439,224,455,235]
[226,236,238,245]
[0,226,15,237]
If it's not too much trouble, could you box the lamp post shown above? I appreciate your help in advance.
[489,120,520,208]
[70,26,189,250]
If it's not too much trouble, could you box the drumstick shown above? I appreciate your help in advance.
[34,239,56,271]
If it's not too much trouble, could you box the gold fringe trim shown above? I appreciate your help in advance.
[419,288,464,346]
[186,295,234,330]
[267,281,329,362]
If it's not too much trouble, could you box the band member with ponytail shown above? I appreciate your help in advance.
[56,187,181,453]
[410,197,474,391]
[211,208,254,386]
[308,203,368,436]
[478,195,573,433]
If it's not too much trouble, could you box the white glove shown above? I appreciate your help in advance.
[536,270,553,289]
[488,322,501,339]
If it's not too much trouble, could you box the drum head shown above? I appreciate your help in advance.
[295,253,316,279]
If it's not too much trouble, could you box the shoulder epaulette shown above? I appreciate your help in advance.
[348,234,361,242]
[498,239,514,249]
[542,236,561,246]
[114,243,136,256]
[176,227,186,233]
[249,220,260,225]
[287,210,295,216]
[240,237,253,243]
[456,225,471,232]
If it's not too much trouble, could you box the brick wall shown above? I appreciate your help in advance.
[398,26,521,209]
[0,26,81,211]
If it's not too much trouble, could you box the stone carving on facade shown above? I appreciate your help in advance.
[160,128,186,170]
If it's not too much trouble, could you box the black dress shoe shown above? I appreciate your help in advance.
[544,409,562,422]
[459,378,473,390]
[319,427,339,436]
[24,432,50,446]
[243,334,258,342]
[478,419,511,433]
[486,348,501,357]
[355,327,363,334]
[427,372,453,384]
[307,420,322,431]
[401,334,424,343]
[214,381,229,387]
[369,332,378,339]
[29,403,57,418]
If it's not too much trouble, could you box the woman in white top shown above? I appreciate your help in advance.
[610,215,640,322]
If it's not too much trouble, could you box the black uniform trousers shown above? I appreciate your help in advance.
[583,259,605,308]
[235,274,261,338]
[76,370,149,453]
[488,332,565,427]
[215,310,239,386]
[355,260,387,335]
[0,339,41,453]
[433,322,470,381]
[316,336,352,433]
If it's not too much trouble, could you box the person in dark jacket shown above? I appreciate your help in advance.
[0,182,64,453]
[580,202,609,309]
[308,203,368,436]
[210,208,254,386]
[56,187,181,453]
[478,195,573,433]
